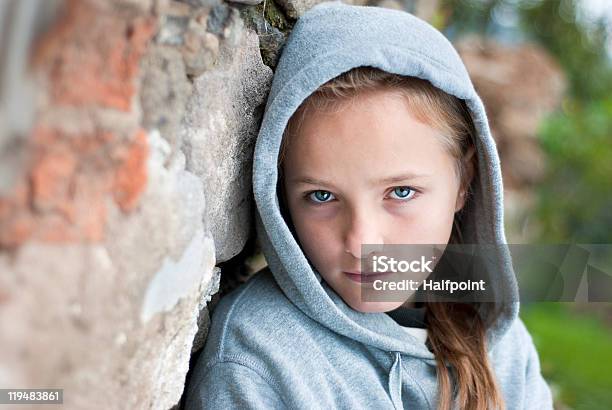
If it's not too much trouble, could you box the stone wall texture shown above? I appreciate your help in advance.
[0,0,562,408]
[0,0,272,408]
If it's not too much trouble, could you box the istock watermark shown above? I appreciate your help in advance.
[372,255,435,273]
[357,243,612,303]
[372,278,486,293]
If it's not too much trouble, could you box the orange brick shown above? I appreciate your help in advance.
[31,144,77,216]
[33,0,157,111]
[0,126,147,249]
[0,212,35,250]
[113,130,149,212]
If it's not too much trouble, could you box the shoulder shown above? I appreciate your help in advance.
[184,268,302,408]
[187,268,337,406]
[195,267,317,372]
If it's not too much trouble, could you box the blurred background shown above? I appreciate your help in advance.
[0,0,610,409]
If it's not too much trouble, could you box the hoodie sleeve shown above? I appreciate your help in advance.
[184,360,287,410]
[522,327,554,409]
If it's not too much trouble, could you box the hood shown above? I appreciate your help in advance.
[252,0,519,376]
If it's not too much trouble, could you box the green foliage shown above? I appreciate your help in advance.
[519,0,612,242]
[439,0,503,34]
[518,0,612,102]
[535,97,612,242]
[257,0,293,32]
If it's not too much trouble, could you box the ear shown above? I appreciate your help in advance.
[454,145,476,213]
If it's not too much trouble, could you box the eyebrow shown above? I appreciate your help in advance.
[291,172,431,188]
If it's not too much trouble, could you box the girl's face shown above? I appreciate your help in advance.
[282,89,467,313]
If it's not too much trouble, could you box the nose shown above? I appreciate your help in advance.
[343,206,384,260]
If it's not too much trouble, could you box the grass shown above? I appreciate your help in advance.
[520,302,612,410]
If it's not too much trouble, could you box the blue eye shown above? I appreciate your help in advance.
[389,186,416,201]
[308,190,335,203]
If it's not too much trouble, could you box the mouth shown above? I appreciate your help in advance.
[343,271,393,283]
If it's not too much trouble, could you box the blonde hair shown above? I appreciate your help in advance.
[277,66,504,410]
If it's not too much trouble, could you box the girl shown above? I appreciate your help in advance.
[185,2,553,409]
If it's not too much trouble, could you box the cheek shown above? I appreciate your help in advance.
[386,196,456,243]
[289,207,339,262]
[415,201,455,243]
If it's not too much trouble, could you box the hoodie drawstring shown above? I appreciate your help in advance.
[388,352,403,409]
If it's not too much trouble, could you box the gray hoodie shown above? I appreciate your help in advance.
[184,2,554,409]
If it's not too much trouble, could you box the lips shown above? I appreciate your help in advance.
[343,271,392,283]
[346,271,378,276]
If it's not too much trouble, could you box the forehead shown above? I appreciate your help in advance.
[283,90,452,174]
